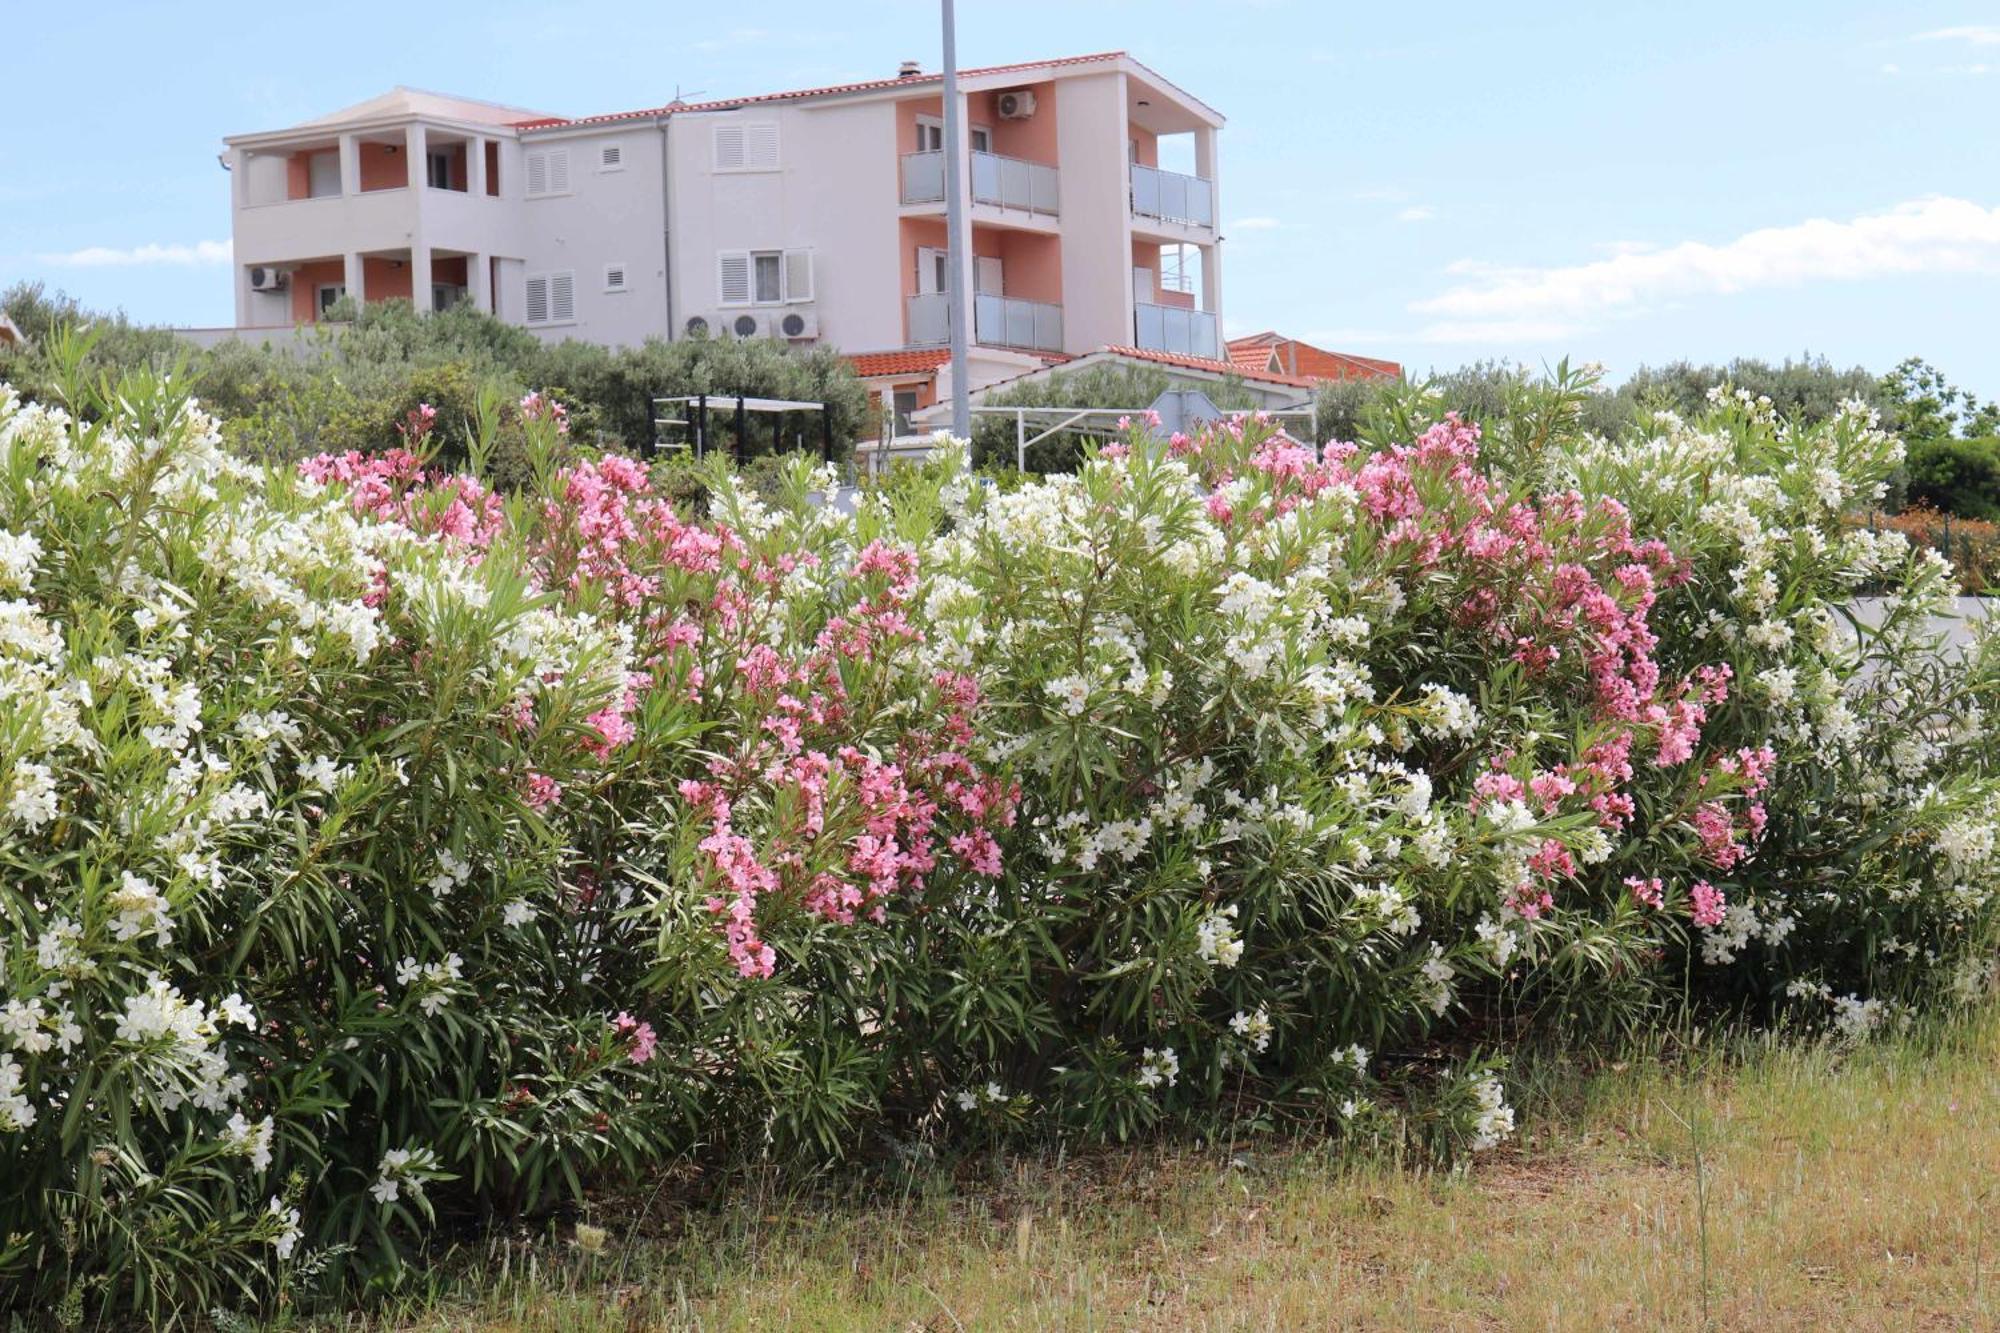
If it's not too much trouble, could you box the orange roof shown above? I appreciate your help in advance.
[1098,344,1314,389]
[1224,333,1401,383]
[517,52,1133,130]
[846,348,952,379]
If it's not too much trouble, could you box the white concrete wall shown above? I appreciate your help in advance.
[663,99,904,352]
[1054,71,1136,355]
[514,125,670,346]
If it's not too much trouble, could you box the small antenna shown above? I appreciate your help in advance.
[668,83,707,108]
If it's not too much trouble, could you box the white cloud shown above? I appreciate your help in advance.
[1229,215,1287,230]
[1410,196,2000,324]
[37,240,232,268]
[1940,63,1992,75]
[1397,205,1437,223]
[1915,25,2000,45]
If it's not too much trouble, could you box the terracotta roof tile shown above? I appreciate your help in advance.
[516,52,1130,130]
[846,348,952,378]
[1224,334,1402,384]
[1097,344,1314,388]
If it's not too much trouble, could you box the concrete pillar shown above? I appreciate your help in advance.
[338,134,359,196]
[406,124,431,311]
[945,90,978,351]
[405,123,428,187]
[467,135,486,197]
[343,252,365,309]
[233,262,253,328]
[410,246,433,314]
[1195,126,1221,334]
[466,251,489,314]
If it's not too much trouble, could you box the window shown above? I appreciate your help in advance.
[524,148,570,197]
[426,150,451,190]
[753,253,782,303]
[713,122,779,172]
[316,283,346,317]
[892,388,918,437]
[915,117,989,153]
[598,143,624,171]
[307,150,341,198]
[524,270,576,325]
[604,262,629,293]
[718,249,812,305]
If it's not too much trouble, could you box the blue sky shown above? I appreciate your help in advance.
[5,1,1997,394]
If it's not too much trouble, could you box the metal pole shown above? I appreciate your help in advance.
[941,0,971,440]
[1016,407,1026,473]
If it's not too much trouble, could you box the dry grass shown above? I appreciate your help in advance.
[353,1014,2000,1331]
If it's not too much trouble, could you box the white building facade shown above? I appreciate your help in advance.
[222,52,1225,402]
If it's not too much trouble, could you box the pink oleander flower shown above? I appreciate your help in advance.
[523,772,562,811]
[1690,880,1727,929]
[611,1011,657,1065]
[1625,876,1665,910]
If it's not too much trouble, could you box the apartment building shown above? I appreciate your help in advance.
[221,52,1225,404]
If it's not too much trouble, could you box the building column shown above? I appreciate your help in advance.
[1194,125,1221,335]
[343,252,366,310]
[405,123,428,188]
[466,251,489,314]
[233,262,254,328]
[338,133,359,196]
[1200,242,1221,333]
[467,135,486,196]
[946,90,977,352]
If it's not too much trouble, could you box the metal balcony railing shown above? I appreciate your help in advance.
[1130,163,1214,227]
[1134,302,1219,360]
[901,149,1060,215]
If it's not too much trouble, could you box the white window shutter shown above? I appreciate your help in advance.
[785,250,813,303]
[550,271,575,322]
[714,124,746,171]
[525,275,550,323]
[746,123,779,170]
[526,152,549,197]
[547,150,570,194]
[718,253,750,304]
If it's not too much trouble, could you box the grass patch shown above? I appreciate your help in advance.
[343,1013,2000,1331]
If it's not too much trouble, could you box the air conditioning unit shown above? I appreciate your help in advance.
[683,314,711,338]
[723,311,767,339]
[776,308,818,340]
[248,265,290,292]
[996,89,1037,120]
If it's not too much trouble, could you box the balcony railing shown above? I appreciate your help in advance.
[901,149,1060,216]
[908,291,1065,352]
[1130,163,1214,228]
[1135,301,1219,360]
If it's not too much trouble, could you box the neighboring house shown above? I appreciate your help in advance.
[221,52,1225,404]
[1226,331,1401,384]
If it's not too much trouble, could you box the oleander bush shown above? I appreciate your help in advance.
[4,351,1998,1325]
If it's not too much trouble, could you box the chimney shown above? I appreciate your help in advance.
[898,60,922,78]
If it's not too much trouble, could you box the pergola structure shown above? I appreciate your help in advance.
[970,401,1317,472]
[653,394,834,463]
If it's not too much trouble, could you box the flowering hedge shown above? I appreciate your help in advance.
[3,358,1996,1321]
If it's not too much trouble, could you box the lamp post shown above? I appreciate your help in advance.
[941,0,971,439]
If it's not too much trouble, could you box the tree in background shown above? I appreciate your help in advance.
[1882,358,2000,519]
[0,284,869,475]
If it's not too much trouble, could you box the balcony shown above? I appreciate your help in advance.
[1130,163,1214,229]
[1134,302,1219,361]
[908,291,1064,353]
[902,149,1060,216]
